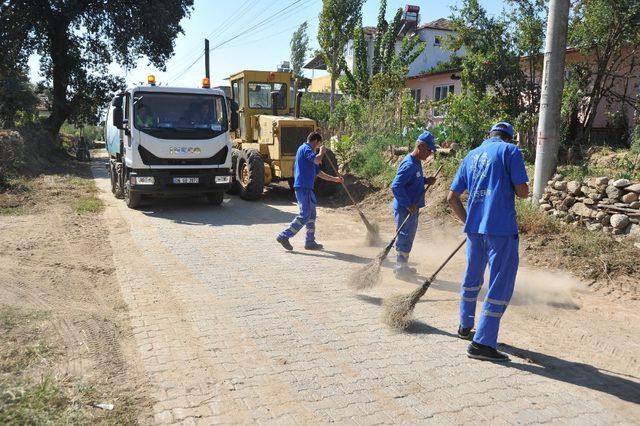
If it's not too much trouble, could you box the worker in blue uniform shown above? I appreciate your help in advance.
[391,131,438,279]
[276,131,343,251]
[448,122,529,362]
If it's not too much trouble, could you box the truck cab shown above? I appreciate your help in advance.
[105,76,233,208]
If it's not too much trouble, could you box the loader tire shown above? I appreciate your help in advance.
[315,148,339,197]
[227,148,242,195]
[238,149,265,200]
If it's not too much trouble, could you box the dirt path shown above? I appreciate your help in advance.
[92,156,640,424]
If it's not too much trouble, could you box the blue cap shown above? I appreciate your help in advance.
[490,121,515,139]
[417,131,437,151]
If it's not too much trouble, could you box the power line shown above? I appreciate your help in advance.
[211,0,306,50]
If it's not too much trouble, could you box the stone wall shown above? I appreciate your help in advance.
[539,174,640,238]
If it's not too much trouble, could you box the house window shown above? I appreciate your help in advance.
[434,36,441,46]
[410,89,422,107]
[433,84,455,117]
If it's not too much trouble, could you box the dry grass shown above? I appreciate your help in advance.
[348,258,383,290]
[382,284,428,331]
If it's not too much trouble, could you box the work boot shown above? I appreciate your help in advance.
[393,265,417,279]
[276,235,293,251]
[467,341,510,362]
[457,325,473,340]
[304,241,324,250]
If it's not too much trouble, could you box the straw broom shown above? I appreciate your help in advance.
[383,239,466,330]
[348,164,444,290]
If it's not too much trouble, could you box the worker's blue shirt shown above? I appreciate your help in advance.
[392,154,426,211]
[294,142,321,189]
[450,137,529,235]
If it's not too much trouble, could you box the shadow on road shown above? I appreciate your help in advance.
[500,344,640,405]
[286,249,371,265]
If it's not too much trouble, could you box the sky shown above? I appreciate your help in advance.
[27,0,503,89]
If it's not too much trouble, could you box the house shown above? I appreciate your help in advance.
[304,6,463,96]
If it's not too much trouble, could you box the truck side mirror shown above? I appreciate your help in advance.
[230,101,239,132]
[113,106,124,129]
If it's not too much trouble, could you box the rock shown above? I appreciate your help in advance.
[586,223,603,232]
[600,214,611,226]
[613,178,631,188]
[583,198,596,205]
[610,214,630,229]
[569,203,597,218]
[566,180,582,195]
[580,185,590,195]
[622,192,639,203]
[625,183,640,193]
[565,214,576,223]
[539,203,552,212]
[547,180,554,186]
[588,192,604,201]
[586,177,608,187]
[553,181,567,191]
[613,228,625,235]
[599,198,613,205]
[630,201,640,209]
[603,226,613,234]
[553,173,564,181]
[628,224,640,237]
[554,210,567,219]
[606,186,622,200]
[562,196,576,209]
[635,242,640,249]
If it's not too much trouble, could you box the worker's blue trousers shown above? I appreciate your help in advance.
[393,208,420,268]
[279,188,317,243]
[460,233,520,348]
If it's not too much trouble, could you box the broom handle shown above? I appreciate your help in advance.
[386,163,444,249]
[426,238,466,284]
[323,151,372,226]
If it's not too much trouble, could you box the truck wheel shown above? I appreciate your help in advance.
[206,192,224,206]
[109,162,117,195]
[315,148,339,197]
[124,181,142,209]
[238,149,265,200]
[114,163,124,199]
[227,148,242,195]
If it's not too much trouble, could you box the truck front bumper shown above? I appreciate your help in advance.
[128,168,232,196]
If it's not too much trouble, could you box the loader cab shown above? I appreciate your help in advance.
[229,70,293,141]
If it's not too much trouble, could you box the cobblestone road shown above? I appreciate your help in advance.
[94,161,639,425]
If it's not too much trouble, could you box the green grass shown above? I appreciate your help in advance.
[71,196,104,214]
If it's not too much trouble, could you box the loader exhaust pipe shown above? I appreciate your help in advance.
[295,91,303,118]
[270,91,278,116]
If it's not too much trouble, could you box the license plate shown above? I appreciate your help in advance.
[172,177,199,184]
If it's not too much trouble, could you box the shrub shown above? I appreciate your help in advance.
[0,131,25,182]
[300,97,330,125]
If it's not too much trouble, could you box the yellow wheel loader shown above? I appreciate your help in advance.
[227,70,338,200]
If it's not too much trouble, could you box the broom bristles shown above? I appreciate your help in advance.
[348,257,382,290]
[382,282,430,330]
[365,222,381,246]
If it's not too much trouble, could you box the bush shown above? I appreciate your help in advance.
[300,97,330,125]
[0,131,25,182]
[431,91,502,150]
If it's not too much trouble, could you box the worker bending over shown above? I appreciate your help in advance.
[390,131,438,279]
[448,122,529,362]
[277,132,343,251]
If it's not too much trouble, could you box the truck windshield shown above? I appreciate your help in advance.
[133,92,227,140]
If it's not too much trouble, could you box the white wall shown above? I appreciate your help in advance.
[406,29,464,77]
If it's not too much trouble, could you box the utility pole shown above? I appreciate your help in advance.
[532,0,570,204]
[204,38,210,80]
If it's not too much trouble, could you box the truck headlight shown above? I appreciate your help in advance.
[134,176,155,185]
[215,176,231,184]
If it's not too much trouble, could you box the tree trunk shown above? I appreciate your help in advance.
[44,15,71,142]
[330,74,336,114]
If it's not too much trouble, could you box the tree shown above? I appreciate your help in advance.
[567,0,640,146]
[0,0,194,139]
[290,21,309,81]
[340,18,370,99]
[0,66,38,129]
[318,0,364,113]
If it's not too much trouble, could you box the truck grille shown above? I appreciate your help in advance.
[138,145,228,166]
[280,127,313,155]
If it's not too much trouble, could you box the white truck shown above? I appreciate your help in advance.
[104,76,234,208]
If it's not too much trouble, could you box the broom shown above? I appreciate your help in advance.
[348,164,444,291]
[323,153,380,245]
[383,238,466,331]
